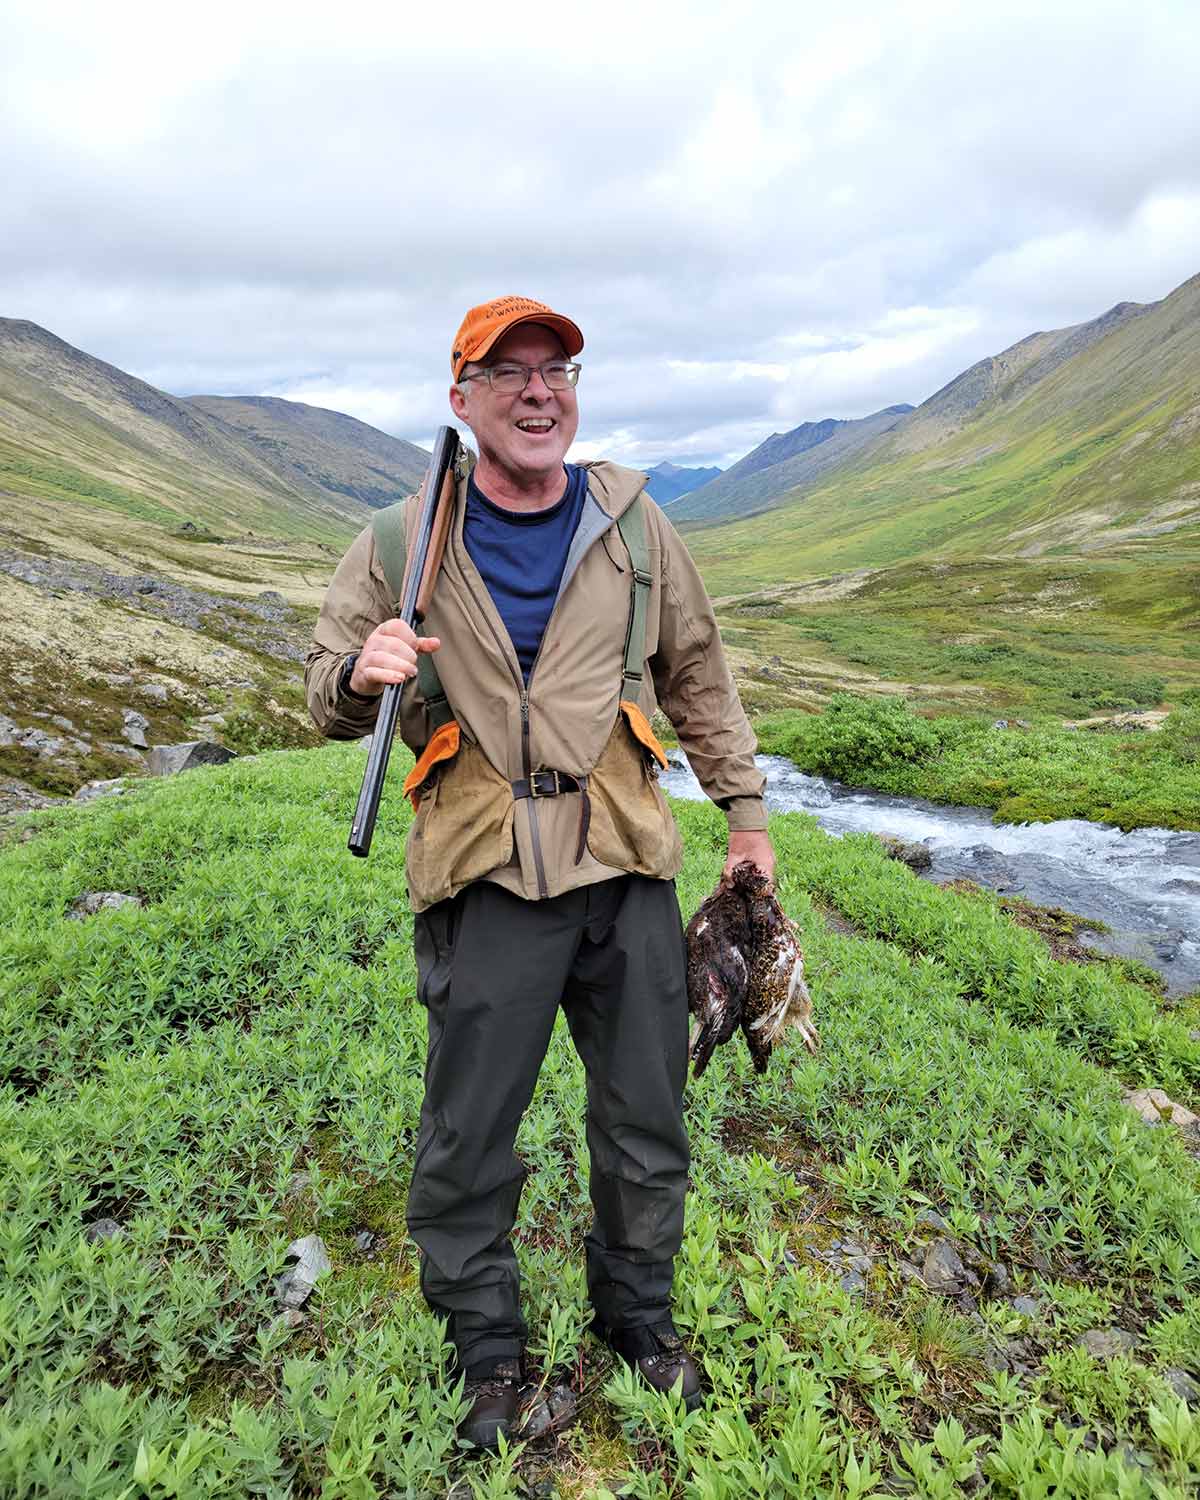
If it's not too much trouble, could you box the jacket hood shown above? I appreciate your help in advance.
[578,460,649,520]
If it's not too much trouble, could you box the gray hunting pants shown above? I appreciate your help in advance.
[406,874,690,1371]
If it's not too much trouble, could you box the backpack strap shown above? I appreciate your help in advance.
[369,501,454,731]
[616,492,652,701]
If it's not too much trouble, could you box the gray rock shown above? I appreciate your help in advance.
[140,683,169,704]
[897,1259,925,1284]
[839,1270,867,1294]
[74,778,131,803]
[1076,1328,1138,1360]
[122,710,149,749]
[878,836,933,871]
[985,1261,1012,1294]
[148,742,236,777]
[916,1208,951,1233]
[1163,1368,1200,1403]
[1010,1295,1041,1318]
[68,891,144,919]
[354,1230,376,1253]
[285,1171,313,1198]
[923,1238,967,1293]
[280,1308,306,1330]
[258,591,286,606]
[518,1384,577,1441]
[84,1217,123,1242]
[50,715,76,731]
[275,1234,331,1308]
[1124,1088,1200,1130]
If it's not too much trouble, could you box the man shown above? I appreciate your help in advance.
[306,296,771,1449]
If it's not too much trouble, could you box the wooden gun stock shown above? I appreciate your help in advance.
[348,425,460,858]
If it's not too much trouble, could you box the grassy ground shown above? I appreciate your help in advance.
[711,556,1198,723]
[3,746,1199,1496]
[751,694,1200,831]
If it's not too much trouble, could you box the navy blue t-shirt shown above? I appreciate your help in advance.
[464,464,588,682]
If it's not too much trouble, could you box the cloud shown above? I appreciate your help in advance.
[2,0,1198,467]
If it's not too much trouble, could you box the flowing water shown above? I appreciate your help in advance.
[661,753,1200,997]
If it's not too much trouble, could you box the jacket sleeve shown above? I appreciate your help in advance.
[304,523,431,749]
[647,507,767,832]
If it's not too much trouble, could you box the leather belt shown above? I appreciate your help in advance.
[511,770,591,864]
[511,769,583,800]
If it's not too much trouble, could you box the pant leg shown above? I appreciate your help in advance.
[406,881,583,1369]
[561,876,691,1334]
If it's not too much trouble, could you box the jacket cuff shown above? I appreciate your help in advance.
[721,795,769,833]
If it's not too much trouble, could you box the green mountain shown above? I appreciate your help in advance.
[186,394,427,511]
[672,404,914,522]
[684,272,1200,588]
[0,319,426,545]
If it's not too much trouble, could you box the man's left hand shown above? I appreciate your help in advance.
[723,829,775,883]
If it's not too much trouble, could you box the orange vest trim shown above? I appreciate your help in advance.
[619,699,669,770]
[403,720,461,808]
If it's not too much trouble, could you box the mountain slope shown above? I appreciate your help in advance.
[186,395,427,509]
[0,320,428,546]
[643,461,722,504]
[673,405,914,521]
[684,272,1200,590]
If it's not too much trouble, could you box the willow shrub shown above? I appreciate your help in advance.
[1,747,1197,1497]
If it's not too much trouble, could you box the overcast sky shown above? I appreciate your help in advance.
[4,0,1199,468]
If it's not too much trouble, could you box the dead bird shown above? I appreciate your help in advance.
[685,866,753,1076]
[685,861,819,1076]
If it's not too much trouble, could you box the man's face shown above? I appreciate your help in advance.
[449,323,579,485]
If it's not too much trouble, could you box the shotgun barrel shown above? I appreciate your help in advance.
[348,425,460,857]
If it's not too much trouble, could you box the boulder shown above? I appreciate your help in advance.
[923,1238,967,1293]
[83,1217,123,1242]
[1076,1327,1138,1360]
[1124,1088,1199,1130]
[148,742,236,777]
[878,836,933,872]
[122,710,149,749]
[74,778,131,803]
[519,1384,577,1441]
[275,1234,331,1308]
[68,891,144,919]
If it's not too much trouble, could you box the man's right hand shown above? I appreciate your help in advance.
[351,619,441,696]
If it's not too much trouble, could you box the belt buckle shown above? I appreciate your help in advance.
[530,770,560,799]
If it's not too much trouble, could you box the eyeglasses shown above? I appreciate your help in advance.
[460,360,582,395]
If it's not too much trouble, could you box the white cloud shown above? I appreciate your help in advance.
[1,0,1198,467]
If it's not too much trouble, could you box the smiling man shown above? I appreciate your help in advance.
[305,295,770,1449]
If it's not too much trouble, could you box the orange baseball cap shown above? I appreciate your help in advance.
[451,296,584,381]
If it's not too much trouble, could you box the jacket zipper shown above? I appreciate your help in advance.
[460,489,621,902]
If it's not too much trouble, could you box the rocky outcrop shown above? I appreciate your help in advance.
[147,742,237,777]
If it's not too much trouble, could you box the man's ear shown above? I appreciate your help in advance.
[449,383,469,421]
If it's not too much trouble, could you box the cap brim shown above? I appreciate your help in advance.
[469,312,584,367]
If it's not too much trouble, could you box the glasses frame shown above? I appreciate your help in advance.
[459,359,582,395]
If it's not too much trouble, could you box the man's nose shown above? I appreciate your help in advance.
[521,368,553,400]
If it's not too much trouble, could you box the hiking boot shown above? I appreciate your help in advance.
[605,1322,703,1410]
[458,1357,524,1450]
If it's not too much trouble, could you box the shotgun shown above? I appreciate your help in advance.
[348,424,460,857]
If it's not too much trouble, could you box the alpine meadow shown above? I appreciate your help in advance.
[2,266,1199,1496]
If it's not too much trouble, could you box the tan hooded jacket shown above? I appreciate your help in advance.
[306,459,766,911]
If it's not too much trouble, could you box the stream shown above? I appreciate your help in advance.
[661,752,1200,997]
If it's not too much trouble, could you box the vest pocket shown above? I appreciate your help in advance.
[585,707,683,879]
[406,737,515,909]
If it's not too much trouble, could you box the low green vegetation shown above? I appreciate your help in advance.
[754,695,1200,830]
[3,747,1198,1496]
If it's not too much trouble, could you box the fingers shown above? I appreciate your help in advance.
[350,623,440,694]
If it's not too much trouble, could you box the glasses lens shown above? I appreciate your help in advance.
[488,365,527,394]
[485,362,580,393]
[542,362,578,389]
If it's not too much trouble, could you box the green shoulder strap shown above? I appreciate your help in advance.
[369,501,453,730]
[616,492,652,701]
